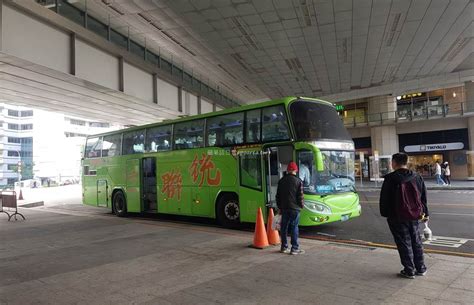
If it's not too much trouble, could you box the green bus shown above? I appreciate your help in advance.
[82,97,360,227]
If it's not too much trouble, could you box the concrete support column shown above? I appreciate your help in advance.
[464,81,474,113]
[152,73,158,104]
[370,125,398,155]
[367,95,396,121]
[197,96,202,115]
[468,116,474,179]
[178,86,183,113]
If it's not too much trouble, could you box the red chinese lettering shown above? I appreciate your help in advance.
[189,153,222,187]
[161,169,182,200]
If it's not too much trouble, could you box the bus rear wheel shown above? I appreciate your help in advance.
[113,191,127,217]
[217,195,240,228]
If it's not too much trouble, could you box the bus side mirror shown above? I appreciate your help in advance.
[316,151,324,172]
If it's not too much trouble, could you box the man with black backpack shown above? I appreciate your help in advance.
[380,153,429,279]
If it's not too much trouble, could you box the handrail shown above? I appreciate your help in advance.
[342,101,474,128]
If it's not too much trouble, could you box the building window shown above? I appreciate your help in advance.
[7,164,17,171]
[7,151,21,157]
[7,109,19,117]
[89,122,110,128]
[21,124,33,130]
[65,132,87,137]
[20,110,33,117]
[8,124,19,130]
[8,137,21,144]
[7,178,17,186]
[70,119,86,126]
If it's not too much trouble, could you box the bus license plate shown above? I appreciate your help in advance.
[341,214,350,222]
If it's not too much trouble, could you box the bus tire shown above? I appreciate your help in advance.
[216,194,240,228]
[113,191,127,217]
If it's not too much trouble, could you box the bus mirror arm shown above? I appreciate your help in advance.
[315,151,324,171]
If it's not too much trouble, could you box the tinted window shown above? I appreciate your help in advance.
[207,113,244,147]
[290,100,351,141]
[174,120,204,149]
[87,16,108,39]
[240,153,262,190]
[245,109,261,143]
[85,137,102,158]
[146,125,172,152]
[123,130,145,154]
[262,105,290,142]
[102,134,122,157]
[110,29,128,49]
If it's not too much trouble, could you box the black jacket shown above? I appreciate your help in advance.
[276,173,304,211]
[379,168,429,219]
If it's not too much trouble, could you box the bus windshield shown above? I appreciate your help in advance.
[290,100,351,141]
[298,150,355,195]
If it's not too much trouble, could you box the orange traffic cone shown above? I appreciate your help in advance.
[251,207,269,249]
[266,208,280,245]
[18,189,24,200]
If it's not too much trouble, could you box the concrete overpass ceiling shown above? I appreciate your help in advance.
[83,0,473,102]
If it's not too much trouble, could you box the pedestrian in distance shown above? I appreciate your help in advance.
[276,161,305,255]
[443,161,451,186]
[379,153,429,279]
[434,160,445,185]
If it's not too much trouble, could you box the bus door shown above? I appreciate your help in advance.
[126,159,141,212]
[264,145,294,208]
[97,180,108,207]
[238,148,266,223]
[142,157,157,212]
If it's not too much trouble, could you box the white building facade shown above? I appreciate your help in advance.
[0,103,121,187]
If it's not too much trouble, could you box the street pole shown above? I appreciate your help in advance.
[14,150,23,200]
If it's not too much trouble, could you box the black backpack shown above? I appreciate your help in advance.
[396,177,424,221]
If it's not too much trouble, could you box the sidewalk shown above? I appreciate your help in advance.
[356,179,474,190]
[1,206,473,305]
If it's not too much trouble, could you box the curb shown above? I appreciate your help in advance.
[18,201,44,208]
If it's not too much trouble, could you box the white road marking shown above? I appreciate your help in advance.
[423,236,471,248]
[316,232,336,237]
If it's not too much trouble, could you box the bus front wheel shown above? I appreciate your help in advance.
[217,195,240,228]
[113,191,127,217]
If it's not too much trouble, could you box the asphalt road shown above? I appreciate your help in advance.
[300,189,474,255]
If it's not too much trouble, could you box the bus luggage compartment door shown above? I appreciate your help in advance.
[126,159,141,212]
[97,180,108,207]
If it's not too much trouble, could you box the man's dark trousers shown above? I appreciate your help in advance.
[280,209,300,251]
[387,218,426,275]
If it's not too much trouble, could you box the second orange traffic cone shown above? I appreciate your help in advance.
[266,208,280,245]
[251,207,269,249]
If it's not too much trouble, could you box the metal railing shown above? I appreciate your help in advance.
[343,101,474,128]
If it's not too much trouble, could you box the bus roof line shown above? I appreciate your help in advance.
[87,96,332,138]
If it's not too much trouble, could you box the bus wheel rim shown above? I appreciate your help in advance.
[224,201,239,220]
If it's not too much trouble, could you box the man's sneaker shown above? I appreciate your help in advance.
[415,270,427,276]
[280,248,290,254]
[398,270,415,279]
[290,249,305,255]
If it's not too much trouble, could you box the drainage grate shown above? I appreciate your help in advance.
[327,243,376,251]
[423,236,470,248]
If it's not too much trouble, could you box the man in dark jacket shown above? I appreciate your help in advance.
[276,161,305,255]
[380,153,429,279]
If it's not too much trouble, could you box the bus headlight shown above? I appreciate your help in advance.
[304,201,332,215]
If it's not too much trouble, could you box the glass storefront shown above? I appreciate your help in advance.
[407,154,444,178]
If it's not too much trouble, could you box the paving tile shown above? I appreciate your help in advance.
[437,287,474,304]
[449,277,474,291]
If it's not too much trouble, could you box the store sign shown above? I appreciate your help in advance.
[335,104,344,111]
[404,142,464,153]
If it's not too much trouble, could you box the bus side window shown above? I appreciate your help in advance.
[123,130,145,154]
[146,125,171,152]
[245,109,261,143]
[102,133,122,157]
[85,137,102,158]
[174,120,204,149]
[207,112,243,147]
[262,106,290,142]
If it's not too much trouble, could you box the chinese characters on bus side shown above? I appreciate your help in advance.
[161,169,182,201]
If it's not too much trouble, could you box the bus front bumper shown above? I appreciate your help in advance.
[299,203,362,226]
